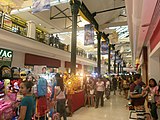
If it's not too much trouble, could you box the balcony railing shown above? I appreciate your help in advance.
[0,11,97,62]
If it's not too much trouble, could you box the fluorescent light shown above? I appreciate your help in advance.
[109,26,120,30]
[19,6,31,12]
[126,55,132,58]
[10,9,19,14]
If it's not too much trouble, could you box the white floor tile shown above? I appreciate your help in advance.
[67,94,129,120]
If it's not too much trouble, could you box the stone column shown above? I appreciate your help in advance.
[27,21,36,39]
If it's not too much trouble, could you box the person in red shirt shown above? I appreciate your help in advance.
[130,74,148,108]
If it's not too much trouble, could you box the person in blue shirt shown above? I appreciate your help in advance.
[49,74,57,117]
[18,81,34,120]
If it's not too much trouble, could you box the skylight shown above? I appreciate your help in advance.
[109,25,129,39]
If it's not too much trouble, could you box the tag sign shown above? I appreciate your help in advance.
[0,48,13,67]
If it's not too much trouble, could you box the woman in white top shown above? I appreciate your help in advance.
[95,77,105,108]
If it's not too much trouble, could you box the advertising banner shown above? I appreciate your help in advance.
[32,0,50,13]
[84,24,94,45]
[0,48,13,67]
[101,41,108,55]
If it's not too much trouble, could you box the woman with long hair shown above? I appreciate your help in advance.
[148,78,158,120]
[54,73,67,120]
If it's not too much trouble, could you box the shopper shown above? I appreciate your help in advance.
[123,77,130,99]
[118,75,123,95]
[49,34,54,46]
[51,73,58,100]
[17,27,21,35]
[105,78,110,99]
[112,75,117,95]
[39,31,45,43]
[148,78,158,120]
[55,34,60,48]
[54,74,67,120]
[130,74,148,109]
[156,80,160,120]
[83,76,89,106]
[18,81,34,120]
[95,77,105,108]
[26,74,34,82]
[42,67,47,74]
[89,77,95,107]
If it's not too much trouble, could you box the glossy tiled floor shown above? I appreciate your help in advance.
[68,93,129,120]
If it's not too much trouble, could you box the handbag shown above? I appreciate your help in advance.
[148,94,155,103]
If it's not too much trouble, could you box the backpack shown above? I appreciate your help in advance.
[37,77,47,97]
[0,81,5,99]
[0,80,4,92]
[0,66,11,79]
[11,67,20,79]
[4,79,10,93]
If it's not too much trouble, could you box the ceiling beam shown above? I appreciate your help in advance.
[100,21,128,30]
[92,6,125,16]
[79,2,99,31]
[50,7,69,20]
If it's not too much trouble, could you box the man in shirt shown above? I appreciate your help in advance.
[130,74,147,107]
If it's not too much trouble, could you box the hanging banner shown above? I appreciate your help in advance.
[101,41,108,55]
[32,0,50,13]
[0,48,13,67]
[84,24,94,45]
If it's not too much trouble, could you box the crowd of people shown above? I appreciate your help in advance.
[16,72,160,120]
[16,72,67,120]
[83,74,160,120]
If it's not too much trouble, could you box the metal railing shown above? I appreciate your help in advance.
[0,11,97,62]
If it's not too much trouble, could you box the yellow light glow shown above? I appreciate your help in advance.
[68,82,71,85]
[0,0,23,9]
[0,0,16,7]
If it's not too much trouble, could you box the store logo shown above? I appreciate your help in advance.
[0,49,13,58]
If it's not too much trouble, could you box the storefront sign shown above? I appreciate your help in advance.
[0,48,13,67]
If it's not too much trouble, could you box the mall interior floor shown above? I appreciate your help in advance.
[68,93,129,120]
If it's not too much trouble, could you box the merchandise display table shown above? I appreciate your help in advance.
[67,90,85,113]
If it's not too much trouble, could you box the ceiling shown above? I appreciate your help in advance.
[125,0,158,63]
[9,0,132,64]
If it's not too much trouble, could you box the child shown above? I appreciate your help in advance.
[18,81,34,120]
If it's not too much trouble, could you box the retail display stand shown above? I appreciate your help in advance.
[0,66,22,120]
